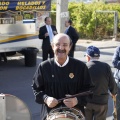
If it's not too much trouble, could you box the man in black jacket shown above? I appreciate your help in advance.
[32,33,93,120]
[64,19,79,57]
[85,46,117,120]
[39,17,58,61]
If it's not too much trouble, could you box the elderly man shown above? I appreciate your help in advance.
[32,33,93,120]
[85,46,117,120]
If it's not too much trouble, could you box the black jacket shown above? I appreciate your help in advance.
[38,25,57,49]
[86,61,117,104]
[66,26,79,44]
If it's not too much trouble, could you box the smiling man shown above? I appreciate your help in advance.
[32,33,93,120]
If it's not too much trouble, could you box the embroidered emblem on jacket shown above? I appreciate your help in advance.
[69,73,74,79]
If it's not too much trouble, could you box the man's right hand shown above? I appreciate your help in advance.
[110,93,117,99]
[44,96,58,108]
[45,33,49,37]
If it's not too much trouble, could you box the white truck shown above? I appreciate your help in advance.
[0,0,50,66]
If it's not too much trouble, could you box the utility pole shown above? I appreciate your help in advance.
[56,0,69,33]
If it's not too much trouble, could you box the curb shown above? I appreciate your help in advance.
[75,45,86,51]
[75,45,117,51]
[38,45,118,52]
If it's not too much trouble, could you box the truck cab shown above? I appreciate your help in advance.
[0,0,51,66]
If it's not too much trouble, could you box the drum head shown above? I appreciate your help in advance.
[51,118,73,120]
[5,94,31,120]
[47,107,85,120]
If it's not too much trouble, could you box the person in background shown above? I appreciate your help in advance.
[64,19,79,57]
[32,33,93,120]
[85,46,117,120]
[38,17,58,61]
[112,46,120,120]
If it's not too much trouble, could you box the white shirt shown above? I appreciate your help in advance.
[65,26,70,34]
[90,59,99,62]
[54,56,69,67]
[46,25,54,42]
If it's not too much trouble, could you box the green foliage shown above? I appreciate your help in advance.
[51,3,120,39]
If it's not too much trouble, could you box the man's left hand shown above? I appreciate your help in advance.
[63,95,78,108]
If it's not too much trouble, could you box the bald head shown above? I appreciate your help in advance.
[52,33,72,45]
[51,33,72,62]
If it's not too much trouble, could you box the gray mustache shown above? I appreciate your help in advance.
[57,49,66,53]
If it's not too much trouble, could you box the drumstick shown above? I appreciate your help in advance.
[58,90,93,102]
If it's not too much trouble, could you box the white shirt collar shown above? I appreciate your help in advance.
[90,58,99,62]
[54,56,69,67]
[46,25,50,29]
[86,54,99,62]
[66,25,70,30]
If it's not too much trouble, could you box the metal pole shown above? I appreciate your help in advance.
[114,11,118,40]
[96,10,118,40]
[56,0,69,33]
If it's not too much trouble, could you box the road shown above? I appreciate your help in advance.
[0,48,116,120]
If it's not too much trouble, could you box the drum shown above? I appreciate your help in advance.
[0,94,32,120]
[46,107,85,120]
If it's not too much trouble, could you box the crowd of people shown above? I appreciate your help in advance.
[32,16,119,120]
